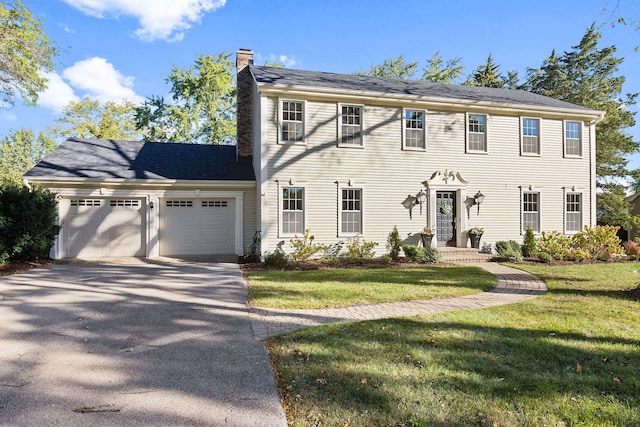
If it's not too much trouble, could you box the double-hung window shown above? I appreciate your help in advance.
[281,187,304,235]
[565,193,582,233]
[467,113,487,152]
[403,109,425,150]
[521,118,540,155]
[340,188,362,235]
[564,121,582,157]
[339,104,363,146]
[522,192,540,233]
[280,100,304,143]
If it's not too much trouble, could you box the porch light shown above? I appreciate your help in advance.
[416,189,426,215]
[473,191,485,214]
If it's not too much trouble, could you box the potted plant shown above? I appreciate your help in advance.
[467,227,484,249]
[420,226,434,248]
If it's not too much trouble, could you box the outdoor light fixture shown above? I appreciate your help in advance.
[416,189,426,215]
[402,189,428,219]
[149,201,154,209]
[473,191,485,214]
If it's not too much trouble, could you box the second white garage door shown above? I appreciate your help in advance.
[159,199,235,256]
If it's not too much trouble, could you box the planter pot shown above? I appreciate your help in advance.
[420,233,434,248]
[469,233,483,249]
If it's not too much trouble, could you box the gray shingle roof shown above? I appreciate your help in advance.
[250,64,593,112]
[25,138,255,181]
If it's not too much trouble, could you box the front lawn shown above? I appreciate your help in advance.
[245,265,496,309]
[266,263,640,426]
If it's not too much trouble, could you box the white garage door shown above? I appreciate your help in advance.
[159,199,235,256]
[62,198,145,258]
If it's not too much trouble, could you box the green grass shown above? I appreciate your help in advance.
[266,263,640,426]
[246,266,496,309]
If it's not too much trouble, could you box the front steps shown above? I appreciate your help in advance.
[436,247,494,264]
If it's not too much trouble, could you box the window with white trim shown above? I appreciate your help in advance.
[403,109,425,150]
[339,104,363,146]
[467,113,487,152]
[522,192,540,233]
[564,121,582,157]
[340,188,362,234]
[565,193,582,233]
[281,187,304,235]
[280,100,304,143]
[521,118,540,155]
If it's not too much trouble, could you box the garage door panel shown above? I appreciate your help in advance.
[160,199,235,256]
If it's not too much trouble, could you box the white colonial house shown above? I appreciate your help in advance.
[24,49,604,259]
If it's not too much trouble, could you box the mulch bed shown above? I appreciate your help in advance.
[0,259,52,276]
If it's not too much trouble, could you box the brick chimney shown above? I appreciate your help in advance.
[236,49,254,158]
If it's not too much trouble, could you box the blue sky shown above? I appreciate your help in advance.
[4,0,640,166]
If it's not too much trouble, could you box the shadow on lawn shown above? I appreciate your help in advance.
[269,318,639,425]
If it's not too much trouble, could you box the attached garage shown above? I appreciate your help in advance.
[159,198,235,256]
[61,198,145,258]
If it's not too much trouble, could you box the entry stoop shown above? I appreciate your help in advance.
[437,247,495,264]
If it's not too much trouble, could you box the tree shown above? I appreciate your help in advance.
[358,55,418,80]
[135,53,236,144]
[525,25,638,226]
[421,52,464,83]
[51,97,142,141]
[0,1,57,107]
[0,129,56,185]
[464,54,504,88]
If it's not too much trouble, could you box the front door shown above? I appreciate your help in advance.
[436,191,456,246]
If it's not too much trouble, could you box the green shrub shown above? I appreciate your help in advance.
[495,240,523,262]
[289,228,327,262]
[537,252,553,263]
[345,234,378,262]
[422,245,441,263]
[536,231,571,260]
[386,225,403,261]
[569,248,590,262]
[378,255,392,264]
[522,226,537,257]
[264,249,288,268]
[402,244,424,262]
[572,225,623,257]
[0,184,60,263]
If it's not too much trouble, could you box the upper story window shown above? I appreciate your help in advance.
[403,109,426,150]
[281,187,304,235]
[339,105,363,147]
[564,121,582,157]
[467,113,487,152]
[280,100,304,143]
[522,191,540,233]
[521,118,540,155]
[565,192,582,233]
[340,188,362,235]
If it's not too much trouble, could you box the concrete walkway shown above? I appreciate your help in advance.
[249,262,547,339]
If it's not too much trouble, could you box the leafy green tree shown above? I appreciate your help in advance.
[0,1,58,107]
[51,97,142,141]
[135,53,236,144]
[0,129,56,185]
[464,54,504,88]
[421,52,464,83]
[358,55,418,80]
[525,25,638,226]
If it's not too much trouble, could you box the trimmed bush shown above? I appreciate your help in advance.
[495,240,523,262]
[401,244,440,263]
[537,252,553,263]
[536,231,572,260]
[0,184,60,263]
[522,226,537,257]
[264,249,288,268]
[572,225,623,257]
[386,225,403,261]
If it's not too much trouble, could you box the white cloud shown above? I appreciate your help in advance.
[255,53,298,68]
[62,57,144,104]
[1,111,17,121]
[38,71,80,112]
[62,0,226,42]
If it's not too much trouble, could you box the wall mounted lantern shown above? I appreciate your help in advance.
[473,191,485,214]
[402,189,428,219]
[416,189,427,215]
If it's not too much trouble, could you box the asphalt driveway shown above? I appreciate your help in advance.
[0,258,287,426]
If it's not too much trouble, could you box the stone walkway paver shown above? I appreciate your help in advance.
[248,263,547,339]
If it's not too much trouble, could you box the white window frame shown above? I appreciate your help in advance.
[564,191,582,234]
[403,108,426,151]
[279,185,306,237]
[521,117,541,156]
[466,113,487,153]
[338,103,364,148]
[339,187,363,236]
[279,99,305,144]
[522,191,540,233]
[564,120,582,158]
